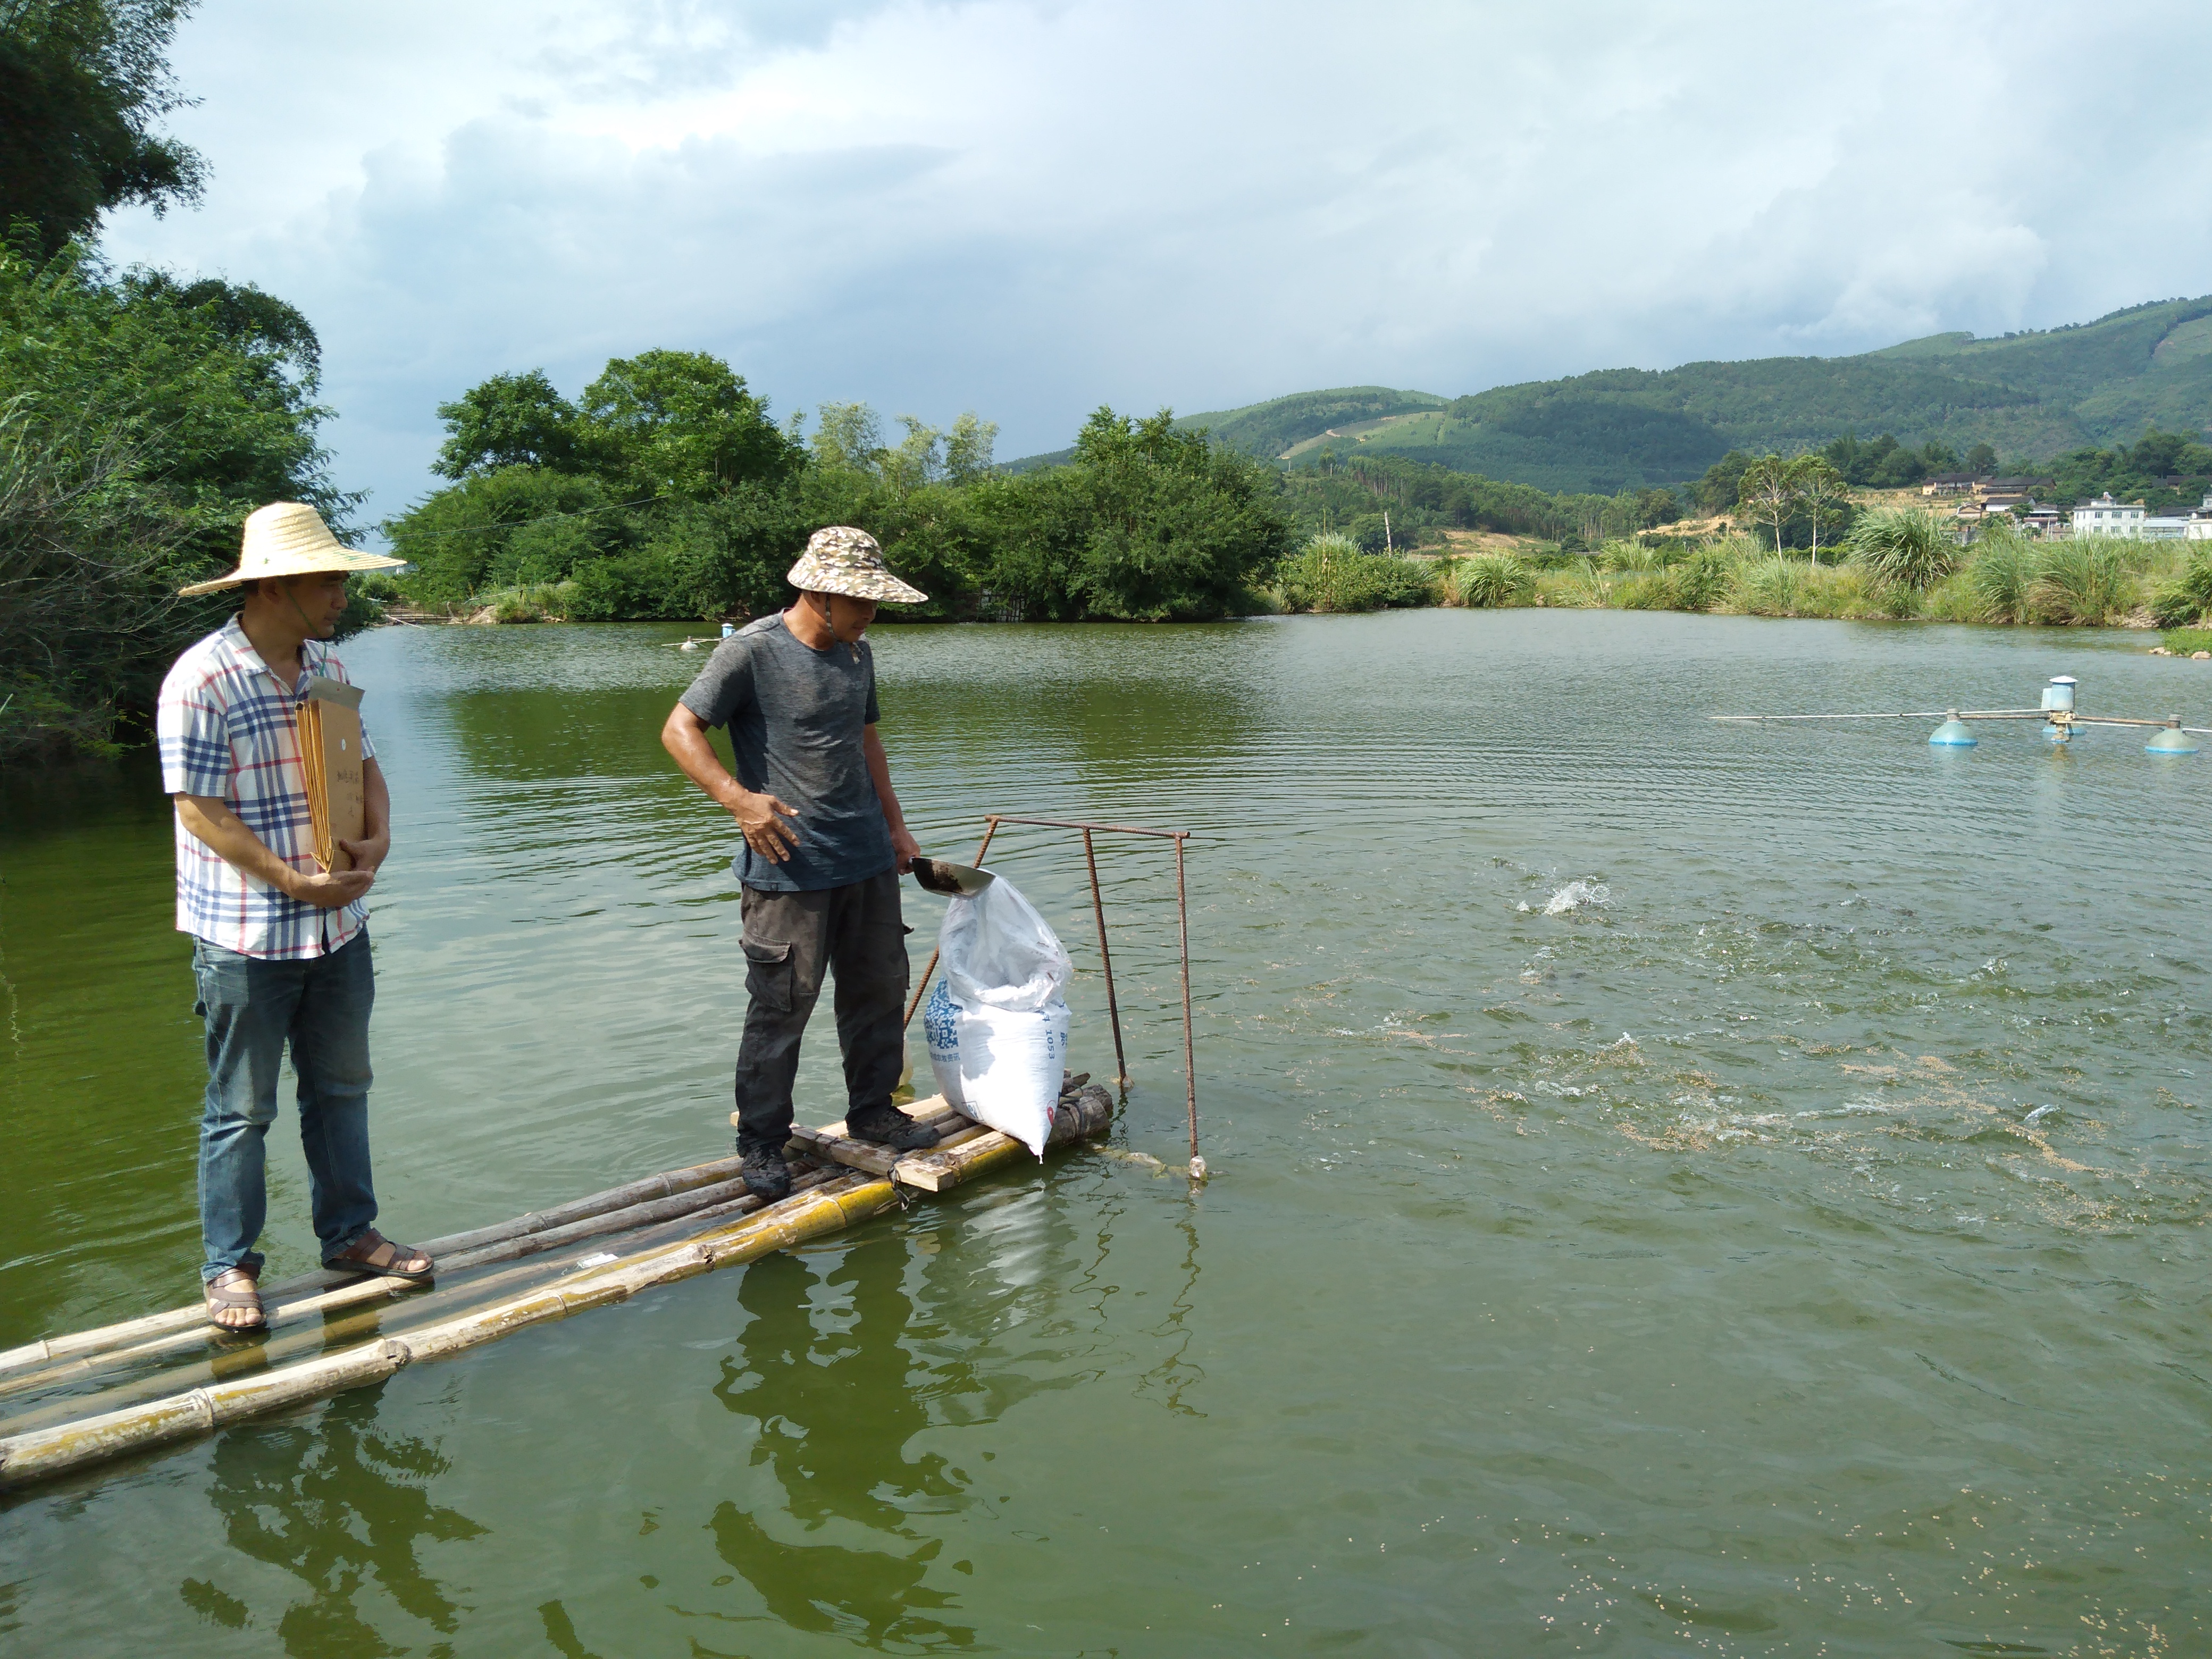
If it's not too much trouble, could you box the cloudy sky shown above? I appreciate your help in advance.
[104,0,2212,524]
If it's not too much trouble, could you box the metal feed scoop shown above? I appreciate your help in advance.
[910,858,995,896]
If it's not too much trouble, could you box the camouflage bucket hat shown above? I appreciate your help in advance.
[785,526,927,604]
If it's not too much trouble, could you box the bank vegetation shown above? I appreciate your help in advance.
[1263,510,2212,638]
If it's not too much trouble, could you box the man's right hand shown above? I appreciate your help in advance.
[288,867,375,908]
[726,786,801,864]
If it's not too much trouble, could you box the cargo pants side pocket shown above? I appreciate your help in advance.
[742,937,794,1013]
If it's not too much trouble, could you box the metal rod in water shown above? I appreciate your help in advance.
[1082,827,1129,1087]
[904,818,1000,1030]
[1174,832,1200,1174]
[1711,710,2031,722]
[986,815,1191,841]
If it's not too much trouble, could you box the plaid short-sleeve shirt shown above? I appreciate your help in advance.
[157,618,378,959]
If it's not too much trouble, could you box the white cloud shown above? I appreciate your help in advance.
[100,0,2212,520]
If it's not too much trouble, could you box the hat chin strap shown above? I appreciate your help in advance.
[273,576,331,648]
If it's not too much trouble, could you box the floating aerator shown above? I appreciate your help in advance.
[1928,712,1977,747]
[1717,673,2208,759]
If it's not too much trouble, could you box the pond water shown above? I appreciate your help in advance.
[2,611,2207,1657]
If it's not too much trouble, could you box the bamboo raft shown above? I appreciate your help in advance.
[0,1087,1113,1494]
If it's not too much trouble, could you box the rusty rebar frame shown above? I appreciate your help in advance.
[902,814,1199,1166]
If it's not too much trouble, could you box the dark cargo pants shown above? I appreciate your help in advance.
[734,868,910,1153]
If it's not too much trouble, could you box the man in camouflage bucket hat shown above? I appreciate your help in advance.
[661,527,935,1200]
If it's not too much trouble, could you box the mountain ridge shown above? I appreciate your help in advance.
[1010,294,2212,495]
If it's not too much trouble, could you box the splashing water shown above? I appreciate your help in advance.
[1526,879,1612,916]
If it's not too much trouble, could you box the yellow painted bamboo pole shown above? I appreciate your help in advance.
[0,1175,898,1493]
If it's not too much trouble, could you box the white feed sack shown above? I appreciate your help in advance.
[925,876,1073,1157]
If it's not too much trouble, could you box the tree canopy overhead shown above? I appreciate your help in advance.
[0,244,350,760]
[0,0,206,256]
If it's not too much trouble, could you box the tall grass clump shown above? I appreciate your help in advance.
[1732,555,1801,617]
[1599,539,1663,573]
[474,581,575,623]
[1451,552,1533,608]
[2150,548,2212,628]
[1847,507,1957,591]
[1673,548,1732,611]
[1967,528,2038,623]
[2028,539,2135,626]
[1277,534,1437,613]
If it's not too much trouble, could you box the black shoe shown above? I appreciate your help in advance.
[739,1145,792,1201]
[844,1107,941,1151]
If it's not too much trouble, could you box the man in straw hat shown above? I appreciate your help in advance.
[158,502,436,1331]
[661,526,936,1200]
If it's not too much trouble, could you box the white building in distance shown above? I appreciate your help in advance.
[2072,492,2199,540]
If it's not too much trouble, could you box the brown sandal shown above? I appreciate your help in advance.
[205,1266,266,1332]
[324,1228,434,1281]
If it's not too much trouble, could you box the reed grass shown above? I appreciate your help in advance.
[2150,549,2212,629]
[1448,553,1534,608]
[1276,535,1439,614]
[1846,508,1957,591]
[2027,540,2135,626]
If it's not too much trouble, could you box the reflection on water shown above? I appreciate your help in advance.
[189,1386,484,1653]
[707,1239,976,1651]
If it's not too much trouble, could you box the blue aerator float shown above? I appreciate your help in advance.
[1714,676,2210,758]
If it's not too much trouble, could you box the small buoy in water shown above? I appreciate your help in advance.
[2146,720,2200,755]
[1928,712,1976,747]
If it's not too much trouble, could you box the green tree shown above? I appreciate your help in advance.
[1965,441,1997,474]
[0,0,205,256]
[0,243,348,758]
[808,401,882,475]
[1696,450,1751,514]
[432,369,581,478]
[1736,454,1800,554]
[1063,407,1294,620]
[942,412,997,484]
[381,466,620,603]
[1791,456,1850,564]
[578,350,801,502]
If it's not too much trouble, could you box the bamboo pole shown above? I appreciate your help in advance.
[0,1150,759,1377]
[1082,827,1129,1087]
[0,1084,1132,1504]
[0,1169,800,1406]
[0,1175,900,1492]
[0,1170,847,1439]
[1175,832,1203,1178]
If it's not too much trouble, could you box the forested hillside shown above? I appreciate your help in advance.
[1123,295,2212,494]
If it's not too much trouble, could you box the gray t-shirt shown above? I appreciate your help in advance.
[678,614,893,892]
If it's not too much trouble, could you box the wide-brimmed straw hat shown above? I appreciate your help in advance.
[178,502,407,597]
[785,526,927,604]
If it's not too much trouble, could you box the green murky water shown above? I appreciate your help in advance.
[3,611,2208,1656]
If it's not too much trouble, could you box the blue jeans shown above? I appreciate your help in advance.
[191,929,379,1283]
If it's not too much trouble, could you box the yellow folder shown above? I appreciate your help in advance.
[298,676,365,872]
